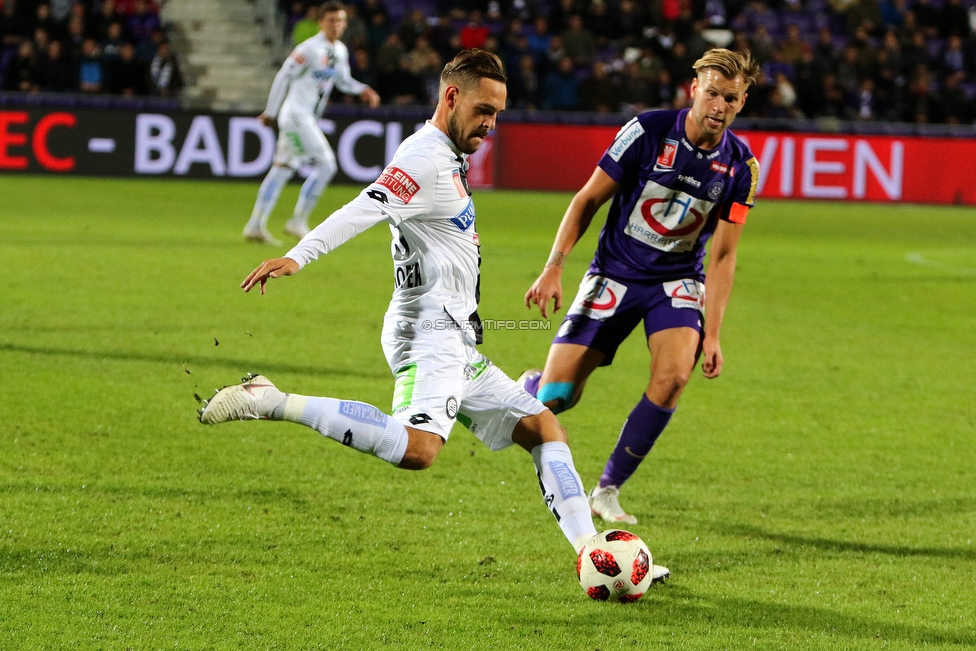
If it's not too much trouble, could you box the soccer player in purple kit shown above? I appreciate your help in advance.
[521,48,761,525]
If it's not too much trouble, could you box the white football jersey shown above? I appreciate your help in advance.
[265,32,366,119]
[285,123,484,342]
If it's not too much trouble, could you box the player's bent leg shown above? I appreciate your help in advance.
[646,326,701,409]
[535,344,605,414]
[513,410,598,552]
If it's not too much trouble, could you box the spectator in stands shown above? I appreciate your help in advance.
[508,52,541,109]
[460,10,490,50]
[547,0,579,34]
[148,40,181,97]
[501,20,532,72]
[940,70,973,122]
[903,68,940,122]
[880,0,906,30]
[561,13,595,67]
[110,41,147,95]
[527,16,552,63]
[543,55,580,110]
[374,32,404,74]
[578,60,620,112]
[2,39,39,91]
[364,1,389,52]
[292,5,321,45]
[38,39,73,91]
[779,23,805,66]
[942,35,966,78]
[794,45,824,117]
[912,0,941,38]
[505,0,543,23]
[77,37,105,93]
[65,15,87,59]
[114,0,159,16]
[665,41,697,87]
[846,77,883,119]
[940,0,971,39]
[750,24,776,63]
[381,54,426,105]
[618,59,655,113]
[34,4,62,42]
[585,1,612,49]
[342,4,368,51]
[93,0,122,41]
[812,26,839,75]
[845,0,883,34]
[1,0,32,49]
[127,0,160,45]
[836,44,866,94]
[900,31,932,78]
[101,21,126,60]
[398,9,427,51]
[349,46,379,95]
[816,72,847,118]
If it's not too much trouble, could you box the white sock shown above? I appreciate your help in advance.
[247,165,294,230]
[531,441,598,551]
[273,395,408,466]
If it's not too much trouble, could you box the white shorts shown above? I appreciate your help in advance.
[273,109,333,169]
[381,314,546,450]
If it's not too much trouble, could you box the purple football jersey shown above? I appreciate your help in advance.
[591,108,760,284]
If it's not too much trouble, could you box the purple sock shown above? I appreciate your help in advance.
[599,395,674,489]
[522,372,541,397]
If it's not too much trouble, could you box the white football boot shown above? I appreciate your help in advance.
[651,564,670,584]
[588,485,638,525]
[198,374,285,424]
[283,218,310,240]
[243,225,282,246]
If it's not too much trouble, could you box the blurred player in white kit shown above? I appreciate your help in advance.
[243,1,380,245]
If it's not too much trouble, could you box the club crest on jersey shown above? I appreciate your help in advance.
[707,182,725,201]
[377,167,420,204]
[450,198,476,231]
[655,139,678,171]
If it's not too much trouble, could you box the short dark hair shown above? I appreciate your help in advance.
[320,1,346,15]
[440,48,507,90]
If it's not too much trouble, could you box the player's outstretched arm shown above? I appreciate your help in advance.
[524,167,619,318]
[241,257,300,295]
[701,219,744,378]
[360,87,380,107]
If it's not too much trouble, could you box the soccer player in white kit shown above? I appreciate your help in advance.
[200,50,668,578]
[242,1,380,246]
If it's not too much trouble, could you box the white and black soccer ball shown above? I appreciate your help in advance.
[577,530,653,602]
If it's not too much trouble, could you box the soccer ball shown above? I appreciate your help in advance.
[577,530,653,602]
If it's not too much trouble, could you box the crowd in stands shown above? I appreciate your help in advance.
[0,0,181,97]
[282,0,976,124]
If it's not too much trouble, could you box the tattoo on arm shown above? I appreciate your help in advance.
[546,252,567,268]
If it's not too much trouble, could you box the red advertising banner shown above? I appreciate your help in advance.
[494,123,976,205]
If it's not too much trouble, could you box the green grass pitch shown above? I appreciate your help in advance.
[1,175,974,650]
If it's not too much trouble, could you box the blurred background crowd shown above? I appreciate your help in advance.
[2,0,975,124]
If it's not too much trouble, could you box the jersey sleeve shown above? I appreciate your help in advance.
[332,42,368,96]
[284,197,390,269]
[360,154,439,225]
[715,155,760,225]
[264,45,310,118]
[597,116,652,186]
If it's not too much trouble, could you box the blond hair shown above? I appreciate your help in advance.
[692,48,760,88]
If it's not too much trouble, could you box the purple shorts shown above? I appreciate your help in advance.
[553,274,704,366]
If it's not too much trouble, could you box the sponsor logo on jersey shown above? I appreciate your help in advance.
[568,275,628,321]
[290,50,307,65]
[663,279,705,312]
[678,174,700,188]
[452,169,467,198]
[450,198,476,231]
[377,166,420,204]
[710,161,730,174]
[608,118,645,162]
[680,138,694,151]
[339,401,388,426]
[624,181,716,252]
[654,139,678,171]
[311,68,337,80]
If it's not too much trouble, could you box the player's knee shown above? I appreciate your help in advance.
[649,370,691,404]
[537,381,576,415]
[399,430,443,470]
[315,155,337,184]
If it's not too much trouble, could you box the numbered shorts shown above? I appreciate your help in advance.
[553,273,705,366]
[273,109,334,168]
[381,315,545,450]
